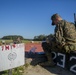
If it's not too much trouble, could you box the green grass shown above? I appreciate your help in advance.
[0,65,25,75]
[0,63,32,75]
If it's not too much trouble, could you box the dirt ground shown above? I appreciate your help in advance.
[23,58,75,75]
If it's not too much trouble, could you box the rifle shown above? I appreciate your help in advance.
[74,13,76,27]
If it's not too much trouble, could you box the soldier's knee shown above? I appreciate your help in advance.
[42,42,48,47]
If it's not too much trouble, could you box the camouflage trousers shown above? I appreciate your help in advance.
[42,42,76,54]
[63,44,76,53]
[41,42,61,54]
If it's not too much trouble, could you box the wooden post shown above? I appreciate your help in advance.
[8,69,12,75]
[8,43,13,75]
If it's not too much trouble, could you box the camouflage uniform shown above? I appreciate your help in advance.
[39,14,76,66]
[53,20,76,53]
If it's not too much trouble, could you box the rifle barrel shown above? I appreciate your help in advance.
[74,13,76,27]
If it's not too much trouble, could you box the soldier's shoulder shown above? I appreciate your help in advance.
[58,20,65,26]
[61,20,74,26]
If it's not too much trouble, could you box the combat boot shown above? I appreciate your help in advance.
[39,53,56,67]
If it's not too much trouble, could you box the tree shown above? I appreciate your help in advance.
[33,34,54,41]
[1,35,24,40]
[33,34,46,41]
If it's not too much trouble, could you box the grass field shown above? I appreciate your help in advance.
[0,39,29,43]
[0,39,40,44]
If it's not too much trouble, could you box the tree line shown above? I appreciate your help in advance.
[1,35,24,40]
[33,34,54,41]
[1,34,54,41]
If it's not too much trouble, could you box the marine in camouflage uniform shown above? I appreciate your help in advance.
[39,13,76,66]
[52,14,76,52]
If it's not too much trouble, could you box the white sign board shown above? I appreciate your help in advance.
[0,43,25,71]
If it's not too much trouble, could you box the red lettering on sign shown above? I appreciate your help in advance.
[5,45,10,50]
[2,46,4,51]
[12,44,16,48]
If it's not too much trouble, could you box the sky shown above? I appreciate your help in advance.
[0,0,76,39]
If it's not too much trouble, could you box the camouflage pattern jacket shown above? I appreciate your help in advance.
[54,20,76,50]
